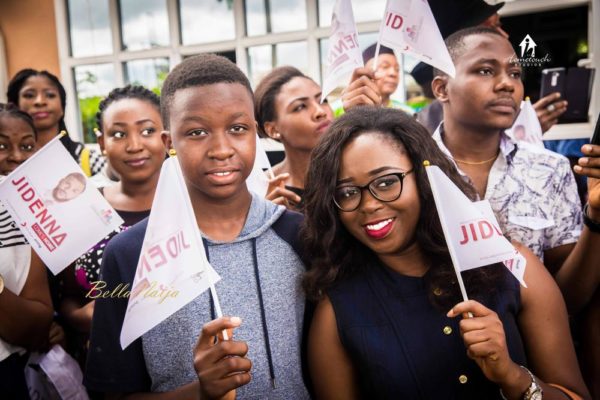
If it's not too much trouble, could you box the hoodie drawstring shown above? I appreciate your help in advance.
[202,239,217,320]
[202,237,276,388]
[252,238,276,388]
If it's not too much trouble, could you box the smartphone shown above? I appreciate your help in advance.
[592,112,600,146]
[540,67,565,99]
[562,67,595,123]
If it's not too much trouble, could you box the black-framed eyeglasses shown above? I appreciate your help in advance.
[333,170,414,212]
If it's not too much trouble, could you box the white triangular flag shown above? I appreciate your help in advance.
[321,0,364,101]
[426,164,527,288]
[246,134,273,197]
[506,98,544,148]
[0,135,123,274]
[120,157,221,349]
[376,0,455,77]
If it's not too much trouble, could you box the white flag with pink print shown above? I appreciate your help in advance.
[246,134,272,197]
[377,0,455,77]
[426,164,526,287]
[120,156,221,349]
[321,0,364,101]
[507,98,544,148]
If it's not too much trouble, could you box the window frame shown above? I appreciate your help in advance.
[54,0,597,142]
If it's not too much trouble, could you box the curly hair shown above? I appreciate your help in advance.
[0,103,37,138]
[302,106,504,308]
[160,54,253,129]
[95,85,160,133]
[254,66,308,137]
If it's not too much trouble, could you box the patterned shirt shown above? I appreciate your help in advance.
[433,125,583,261]
[74,209,149,290]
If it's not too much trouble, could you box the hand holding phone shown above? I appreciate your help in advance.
[540,67,565,99]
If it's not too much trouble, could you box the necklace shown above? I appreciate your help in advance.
[453,152,499,166]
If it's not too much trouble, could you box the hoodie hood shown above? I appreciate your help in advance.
[202,192,285,245]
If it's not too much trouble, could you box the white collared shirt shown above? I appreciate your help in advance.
[433,125,583,260]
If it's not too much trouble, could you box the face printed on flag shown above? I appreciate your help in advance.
[0,137,123,274]
[321,0,364,101]
[506,98,544,148]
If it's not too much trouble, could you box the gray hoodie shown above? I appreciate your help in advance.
[85,194,310,399]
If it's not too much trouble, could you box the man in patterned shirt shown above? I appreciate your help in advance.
[430,26,600,395]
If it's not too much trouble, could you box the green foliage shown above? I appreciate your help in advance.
[78,80,164,143]
[79,96,102,143]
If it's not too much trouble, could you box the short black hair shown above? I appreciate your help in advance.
[362,43,395,64]
[96,85,160,133]
[433,26,505,77]
[6,69,67,132]
[0,102,37,138]
[160,54,253,129]
[254,66,308,137]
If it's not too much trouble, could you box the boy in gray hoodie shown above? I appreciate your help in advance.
[84,54,310,400]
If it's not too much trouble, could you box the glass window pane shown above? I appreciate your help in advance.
[318,0,386,27]
[180,0,236,45]
[68,0,112,57]
[184,50,237,64]
[74,64,115,143]
[245,0,307,37]
[247,41,308,86]
[124,58,170,93]
[120,0,170,51]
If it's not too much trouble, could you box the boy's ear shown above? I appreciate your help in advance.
[432,75,449,103]
[161,130,172,150]
[263,121,281,141]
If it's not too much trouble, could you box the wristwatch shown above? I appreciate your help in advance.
[583,203,600,234]
[0,273,4,295]
[521,366,543,400]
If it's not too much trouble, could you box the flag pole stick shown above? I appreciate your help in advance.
[372,42,382,72]
[424,161,470,304]
[171,150,230,340]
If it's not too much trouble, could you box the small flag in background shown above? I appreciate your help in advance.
[506,97,544,148]
[246,134,273,197]
[0,135,123,274]
[321,0,364,101]
[425,164,527,291]
[120,156,221,349]
[376,0,455,77]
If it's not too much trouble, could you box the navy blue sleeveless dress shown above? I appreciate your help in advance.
[327,262,527,399]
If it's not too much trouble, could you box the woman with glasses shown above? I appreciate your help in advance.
[302,106,589,399]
